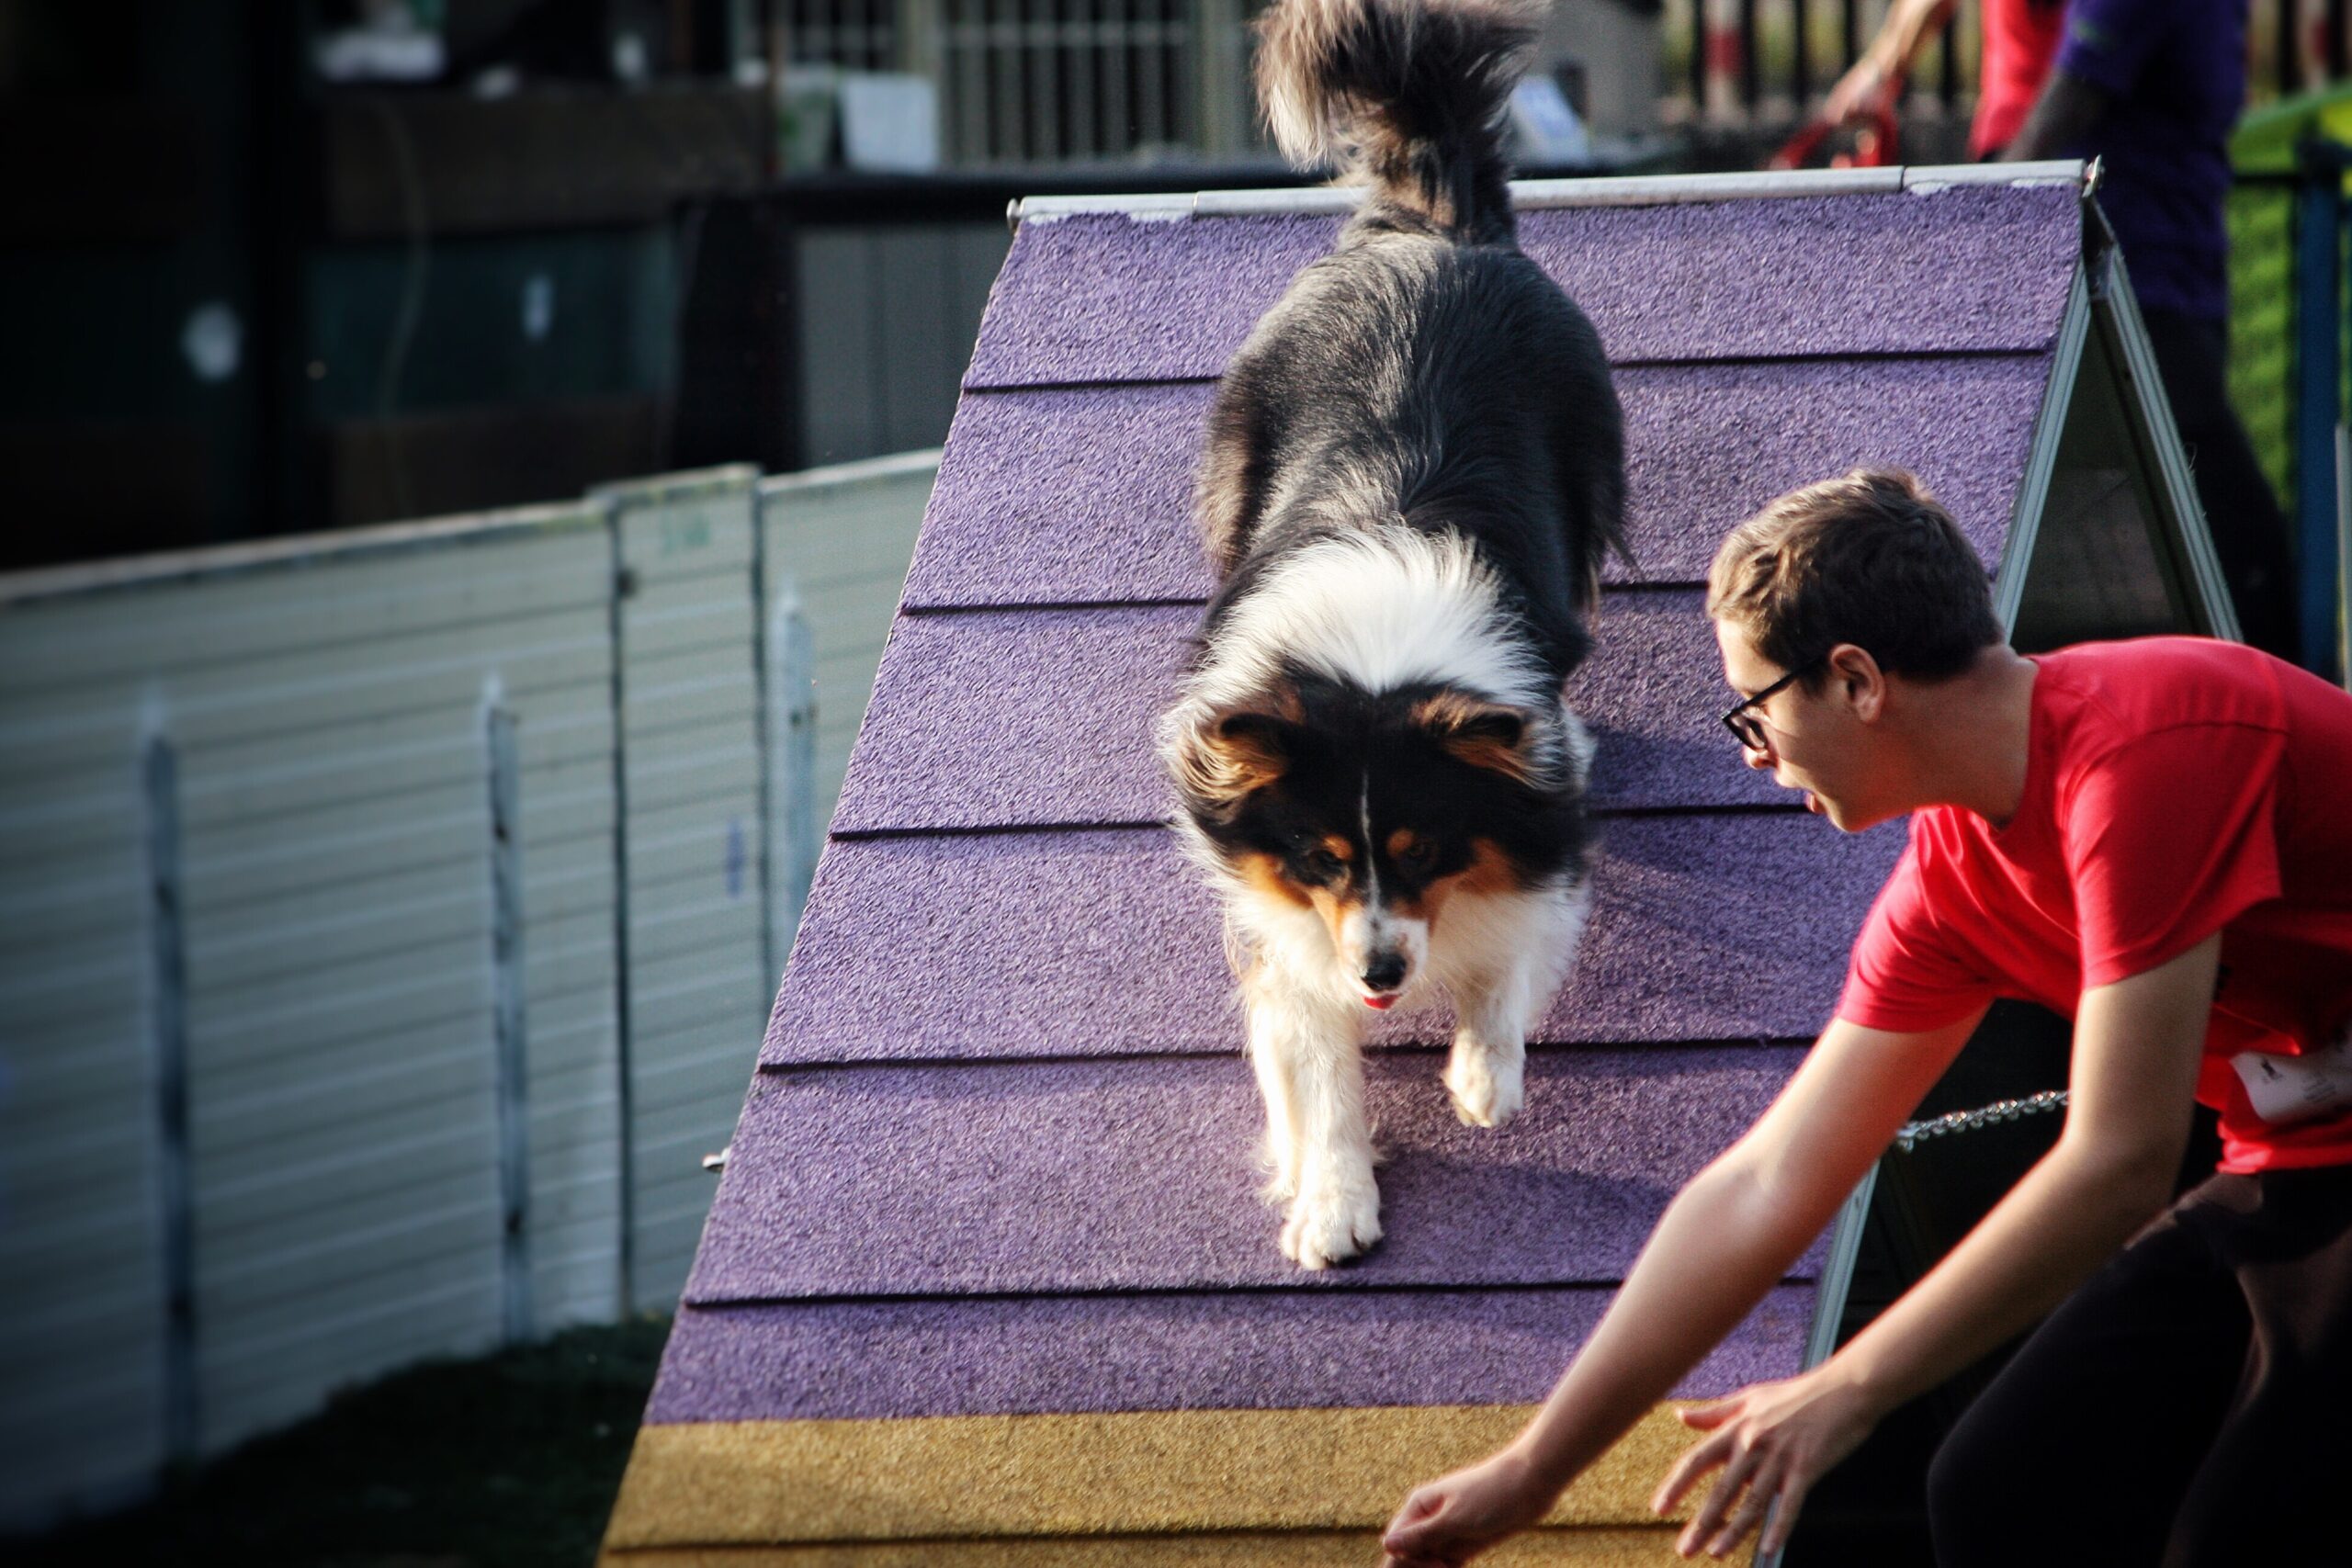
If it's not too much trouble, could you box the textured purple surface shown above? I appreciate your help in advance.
[1614,355,2041,583]
[967,187,2077,388]
[645,1285,1818,1424]
[1573,589,1783,809]
[763,814,1900,1065]
[1517,190,2076,367]
[903,383,1217,609]
[967,213,1340,389]
[900,355,2047,610]
[828,604,1191,833]
[831,591,1787,833]
[687,1046,1815,1303]
[766,829,1228,1059]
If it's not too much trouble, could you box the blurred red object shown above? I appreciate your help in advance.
[1769,103,1901,170]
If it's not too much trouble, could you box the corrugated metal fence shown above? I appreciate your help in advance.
[0,451,938,1531]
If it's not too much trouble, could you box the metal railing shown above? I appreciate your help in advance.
[779,0,1254,164]
[1668,0,1963,131]
[1664,0,2352,139]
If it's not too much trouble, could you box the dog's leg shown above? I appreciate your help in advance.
[1443,881,1591,1127]
[1444,968,1530,1128]
[1244,968,1380,1268]
[1240,964,1307,1203]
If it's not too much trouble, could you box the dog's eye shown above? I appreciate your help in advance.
[1396,839,1437,871]
[1301,848,1344,878]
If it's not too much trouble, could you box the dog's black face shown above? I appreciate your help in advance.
[1175,675,1587,1006]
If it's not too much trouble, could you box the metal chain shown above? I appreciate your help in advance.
[1893,1089,2071,1153]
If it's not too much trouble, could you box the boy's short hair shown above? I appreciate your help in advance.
[1705,468,2002,683]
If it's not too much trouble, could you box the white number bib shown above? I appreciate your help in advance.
[2232,1022,2352,1125]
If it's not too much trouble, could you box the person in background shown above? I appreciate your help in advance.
[1826,0,2303,664]
[1824,0,2060,160]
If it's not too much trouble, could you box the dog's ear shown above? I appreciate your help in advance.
[1170,708,1295,812]
[1412,693,1544,786]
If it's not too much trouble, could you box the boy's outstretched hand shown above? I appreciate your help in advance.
[1650,1367,1883,1560]
[1379,1445,1555,1567]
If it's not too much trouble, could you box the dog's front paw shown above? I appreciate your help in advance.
[1280,1182,1382,1269]
[1444,1042,1525,1128]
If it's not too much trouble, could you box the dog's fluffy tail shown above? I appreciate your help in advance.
[1255,0,1539,243]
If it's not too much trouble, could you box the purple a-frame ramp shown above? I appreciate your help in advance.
[600,160,2241,1566]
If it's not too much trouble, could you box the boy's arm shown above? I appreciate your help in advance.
[1657,933,2215,1559]
[1806,932,2211,1400]
[1380,1006,1986,1566]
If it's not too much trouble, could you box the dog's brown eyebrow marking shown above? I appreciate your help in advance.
[1320,834,1354,862]
[1389,838,1513,928]
[1238,852,1312,909]
[1455,837,1517,895]
[1385,829,1421,859]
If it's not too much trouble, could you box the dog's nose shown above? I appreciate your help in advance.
[1363,952,1408,992]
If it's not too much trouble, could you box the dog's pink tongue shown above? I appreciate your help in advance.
[1363,995,1396,1010]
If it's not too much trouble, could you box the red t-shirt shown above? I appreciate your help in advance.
[1972,0,2068,156]
[1838,638,2352,1173]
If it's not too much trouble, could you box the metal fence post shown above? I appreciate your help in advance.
[141,726,198,1464]
[769,579,820,942]
[485,696,532,1345]
[1194,0,1248,158]
[605,505,638,1313]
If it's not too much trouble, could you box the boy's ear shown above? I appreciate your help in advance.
[1828,642,1886,721]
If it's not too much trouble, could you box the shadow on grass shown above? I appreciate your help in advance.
[17,1315,673,1568]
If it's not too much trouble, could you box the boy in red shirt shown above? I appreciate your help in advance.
[1380,470,2352,1566]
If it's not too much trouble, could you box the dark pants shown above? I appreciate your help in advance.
[1926,1164,2352,1566]
[2138,309,2304,664]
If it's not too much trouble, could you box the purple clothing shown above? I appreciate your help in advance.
[2056,0,2246,321]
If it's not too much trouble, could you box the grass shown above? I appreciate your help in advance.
[16,1315,673,1568]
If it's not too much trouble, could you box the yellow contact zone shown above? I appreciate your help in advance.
[597,1525,1736,1565]
[602,1403,1737,1555]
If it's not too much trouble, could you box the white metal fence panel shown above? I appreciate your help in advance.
[757,450,940,860]
[0,596,169,1529]
[170,513,611,1453]
[603,468,772,1312]
[516,710,628,1336]
[0,453,935,1531]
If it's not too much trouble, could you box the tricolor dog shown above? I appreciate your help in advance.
[1160,0,1628,1267]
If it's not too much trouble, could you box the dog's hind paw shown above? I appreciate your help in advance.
[1444,1043,1525,1127]
[1280,1184,1383,1269]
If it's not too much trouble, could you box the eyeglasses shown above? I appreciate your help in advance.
[1720,658,1823,750]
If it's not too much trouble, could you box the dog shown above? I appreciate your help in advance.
[1159,0,1627,1269]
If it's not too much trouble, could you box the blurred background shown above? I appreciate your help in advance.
[5,2,2352,1563]
[3,0,2348,565]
